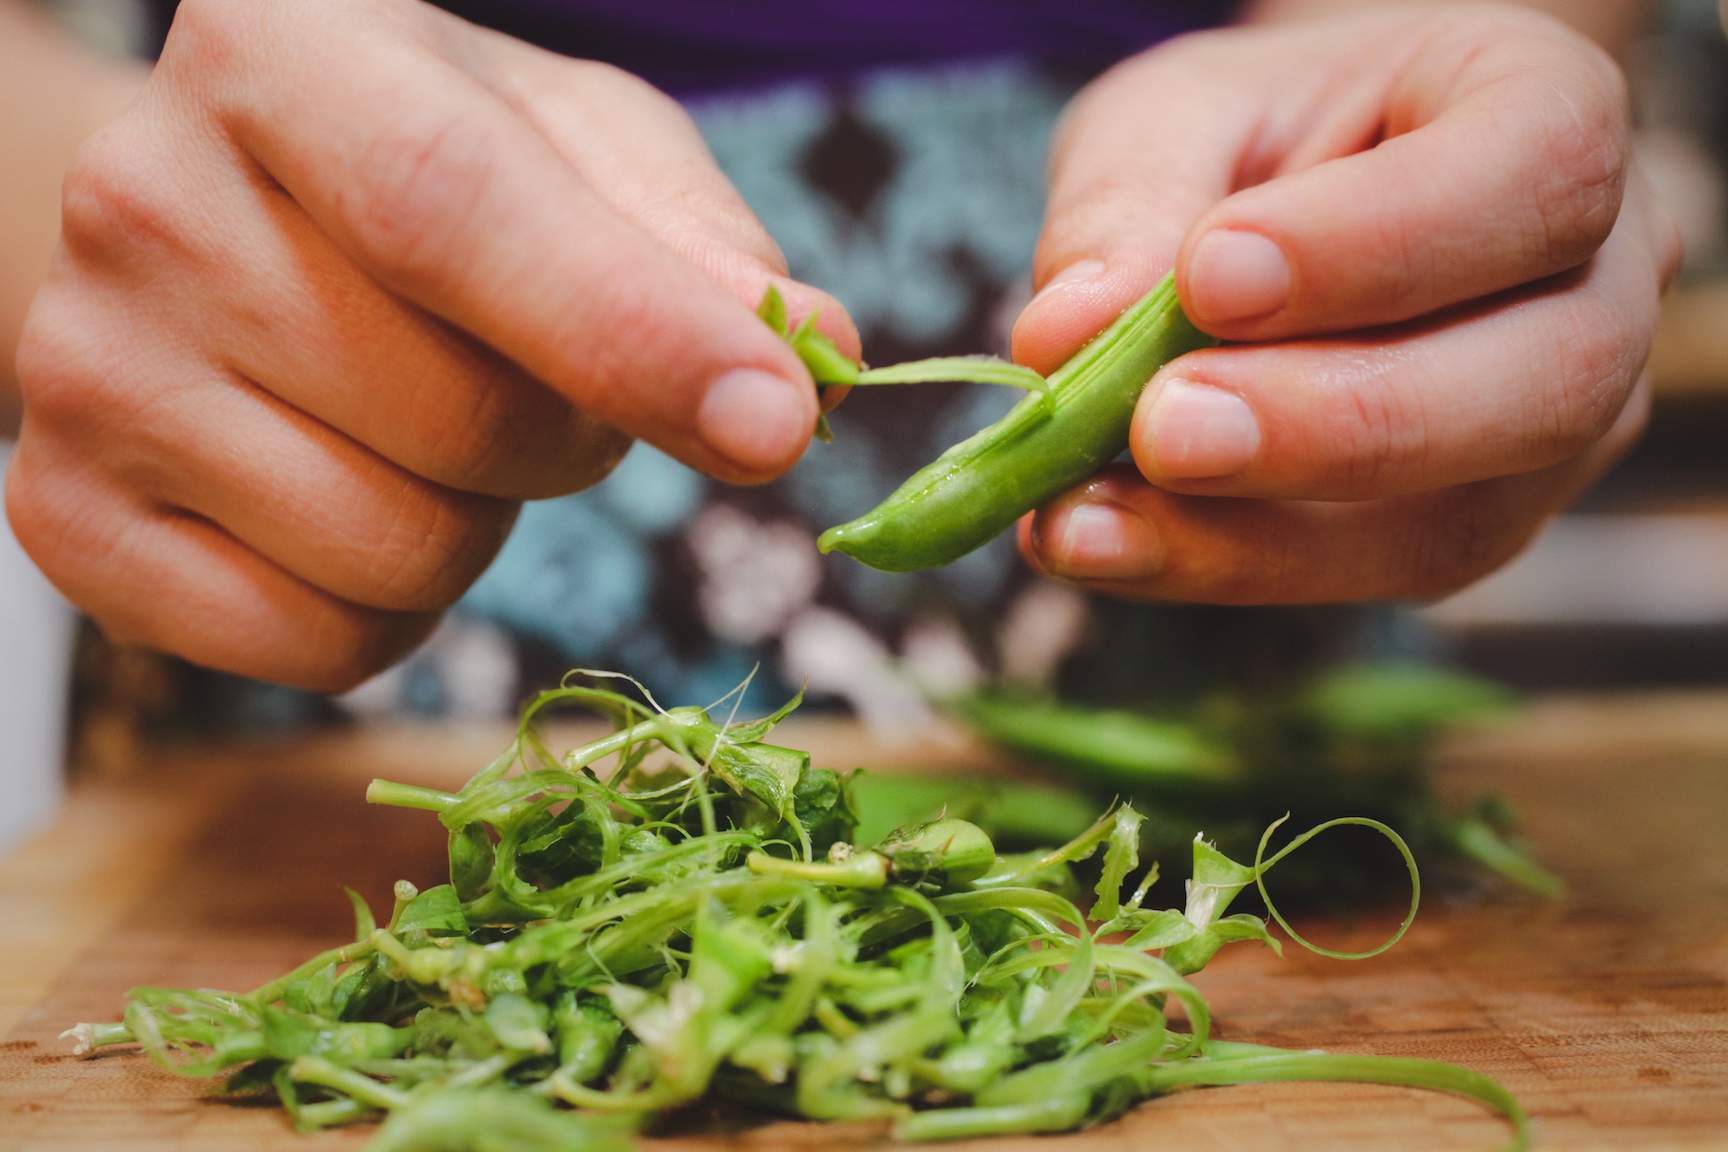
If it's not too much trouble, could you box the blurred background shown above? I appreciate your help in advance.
[1,0,1725,850]
[1428,0,1728,687]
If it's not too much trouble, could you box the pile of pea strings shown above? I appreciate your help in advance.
[65,671,1527,1150]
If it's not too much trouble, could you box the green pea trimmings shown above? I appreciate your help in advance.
[66,670,1527,1151]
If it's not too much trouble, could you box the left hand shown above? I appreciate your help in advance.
[1013,5,1680,603]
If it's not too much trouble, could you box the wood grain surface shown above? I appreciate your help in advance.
[2,693,1726,1151]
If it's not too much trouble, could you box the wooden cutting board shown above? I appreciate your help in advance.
[3,693,1726,1151]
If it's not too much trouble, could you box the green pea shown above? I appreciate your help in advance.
[875,817,997,890]
[746,817,996,893]
[818,273,1213,572]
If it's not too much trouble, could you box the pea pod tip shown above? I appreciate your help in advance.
[816,520,926,572]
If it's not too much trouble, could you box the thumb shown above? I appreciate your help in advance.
[1012,43,1262,374]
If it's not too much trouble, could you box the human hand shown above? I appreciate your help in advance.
[1014,5,1679,603]
[5,0,854,689]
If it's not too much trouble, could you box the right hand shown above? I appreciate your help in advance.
[5,0,855,690]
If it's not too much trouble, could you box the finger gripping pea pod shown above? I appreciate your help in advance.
[816,272,1214,572]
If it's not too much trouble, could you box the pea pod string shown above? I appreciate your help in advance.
[759,284,1051,444]
[65,669,1526,1151]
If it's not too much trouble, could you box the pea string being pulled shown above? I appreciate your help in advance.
[761,274,1215,571]
[758,284,1050,444]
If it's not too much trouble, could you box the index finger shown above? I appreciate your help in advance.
[193,2,816,482]
[1011,37,1264,374]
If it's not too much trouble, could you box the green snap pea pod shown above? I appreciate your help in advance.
[818,272,1213,571]
[846,771,1099,850]
[952,691,1242,793]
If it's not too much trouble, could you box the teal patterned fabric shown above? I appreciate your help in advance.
[336,61,1406,722]
[431,63,1069,711]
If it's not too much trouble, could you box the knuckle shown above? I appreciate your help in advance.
[523,60,786,275]
[1317,359,1427,494]
[418,357,529,492]
[1422,8,1627,274]
[1529,64,1629,268]
[1349,178,1433,313]
[1540,293,1640,458]
[300,604,432,694]
[678,189,778,263]
[572,420,634,489]
[359,481,514,611]
[12,308,66,410]
[1037,172,1184,281]
[1200,522,1301,605]
[13,297,108,432]
[1231,540,1298,604]
[410,349,631,498]
[652,186,787,274]
[560,281,675,419]
[1034,182,1121,275]
[3,441,107,596]
[341,108,494,284]
[572,59,685,119]
[1408,492,1531,600]
[1047,170,1142,225]
[60,124,183,258]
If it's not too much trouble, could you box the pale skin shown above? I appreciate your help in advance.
[0,0,1678,690]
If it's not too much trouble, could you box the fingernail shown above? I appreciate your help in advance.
[1028,259,1106,307]
[1141,379,1261,479]
[1186,230,1289,322]
[697,369,812,473]
[1041,500,1165,580]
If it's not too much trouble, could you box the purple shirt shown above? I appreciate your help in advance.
[152,1,1227,92]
